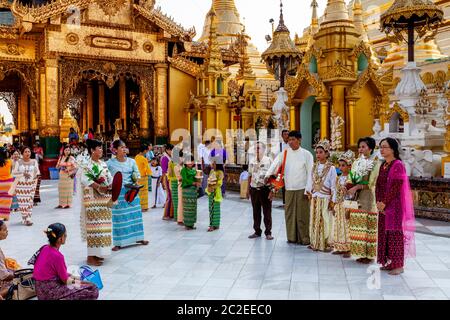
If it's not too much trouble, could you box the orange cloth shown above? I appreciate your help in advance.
[0,160,12,180]
[5,258,21,271]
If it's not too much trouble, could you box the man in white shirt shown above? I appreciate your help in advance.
[265,131,314,245]
[279,129,290,154]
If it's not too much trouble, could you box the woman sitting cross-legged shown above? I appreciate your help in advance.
[31,223,99,300]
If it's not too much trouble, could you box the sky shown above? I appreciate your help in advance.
[158,0,329,53]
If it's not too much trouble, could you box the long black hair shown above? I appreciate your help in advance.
[112,139,125,150]
[380,137,401,160]
[358,137,376,155]
[0,147,8,167]
[60,144,72,162]
[45,223,66,246]
[0,220,4,229]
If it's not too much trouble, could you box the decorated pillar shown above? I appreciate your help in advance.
[87,82,94,131]
[318,99,329,140]
[19,84,29,132]
[41,58,60,158]
[155,63,168,143]
[98,82,105,131]
[347,99,357,148]
[290,106,296,130]
[119,76,127,131]
[39,66,46,133]
[139,84,150,139]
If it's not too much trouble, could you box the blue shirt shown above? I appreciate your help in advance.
[106,157,140,187]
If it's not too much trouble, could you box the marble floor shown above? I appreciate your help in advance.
[2,181,450,300]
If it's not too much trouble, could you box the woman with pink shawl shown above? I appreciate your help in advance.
[376,138,416,275]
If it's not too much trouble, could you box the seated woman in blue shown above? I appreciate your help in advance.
[107,139,149,251]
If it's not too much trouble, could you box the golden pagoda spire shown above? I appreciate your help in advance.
[204,7,225,73]
[310,0,320,37]
[323,0,350,24]
[237,25,255,80]
[352,0,364,36]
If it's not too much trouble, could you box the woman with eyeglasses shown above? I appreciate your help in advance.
[375,138,415,275]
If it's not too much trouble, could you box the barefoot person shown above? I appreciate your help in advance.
[80,139,113,266]
[56,144,76,209]
[331,151,355,258]
[206,160,224,232]
[12,146,40,226]
[266,131,314,245]
[347,137,381,263]
[181,155,200,230]
[107,140,149,251]
[161,144,174,220]
[306,140,337,252]
[376,138,415,275]
[135,145,152,212]
[248,142,274,240]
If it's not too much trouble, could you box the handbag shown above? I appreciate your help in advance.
[6,268,36,300]
[268,150,287,191]
[7,178,20,196]
[79,265,103,290]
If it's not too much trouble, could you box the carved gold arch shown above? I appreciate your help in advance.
[302,46,323,66]
[349,41,372,60]
[349,65,385,97]
[59,58,154,118]
[381,102,410,124]
[0,61,39,120]
[285,64,328,103]
[421,72,434,85]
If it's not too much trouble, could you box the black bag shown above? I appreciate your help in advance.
[6,268,36,300]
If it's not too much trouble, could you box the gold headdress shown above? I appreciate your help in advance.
[315,139,331,152]
[338,150,355,165]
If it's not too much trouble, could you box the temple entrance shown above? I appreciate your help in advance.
[299,96,320,154]
[0,70,37,147]
[59,59,155,153]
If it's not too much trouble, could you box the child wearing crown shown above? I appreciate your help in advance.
[331,150,355,258]
[306,139,337,252]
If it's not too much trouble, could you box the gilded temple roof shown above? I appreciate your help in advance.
[7,0,196,41]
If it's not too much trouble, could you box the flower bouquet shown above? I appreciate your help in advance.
[343,155,375,209]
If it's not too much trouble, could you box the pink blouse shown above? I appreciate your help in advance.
[33,245,69,282]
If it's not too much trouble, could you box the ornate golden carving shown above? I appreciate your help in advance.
[349,41,372,60]
[10,0,91,24]
[66,33,79,45]
[143,41,154,53]
[421,72,434,84]
[84,35,138,51]
[381,102,410,124]
[322,60,356,81]
[349,65,385,97]
[0,26,19,40]
[133,3,195,41]
[40,125,60,137]
[285,64,328,103]
[378,66,394,84]
[59,58,154,119]
[168,56,201,78]
[0,61,38,117]
[302,46,323,65]
[95,0,127,17]
[0,43,25,56]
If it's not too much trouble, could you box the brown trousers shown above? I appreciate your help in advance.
[285,189,310,244]
[250,187,272,236]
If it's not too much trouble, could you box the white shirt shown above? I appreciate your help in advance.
[266,147,314,192]
[306,163,337,202]
[197,143,205,164]
[203,147,212,165]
